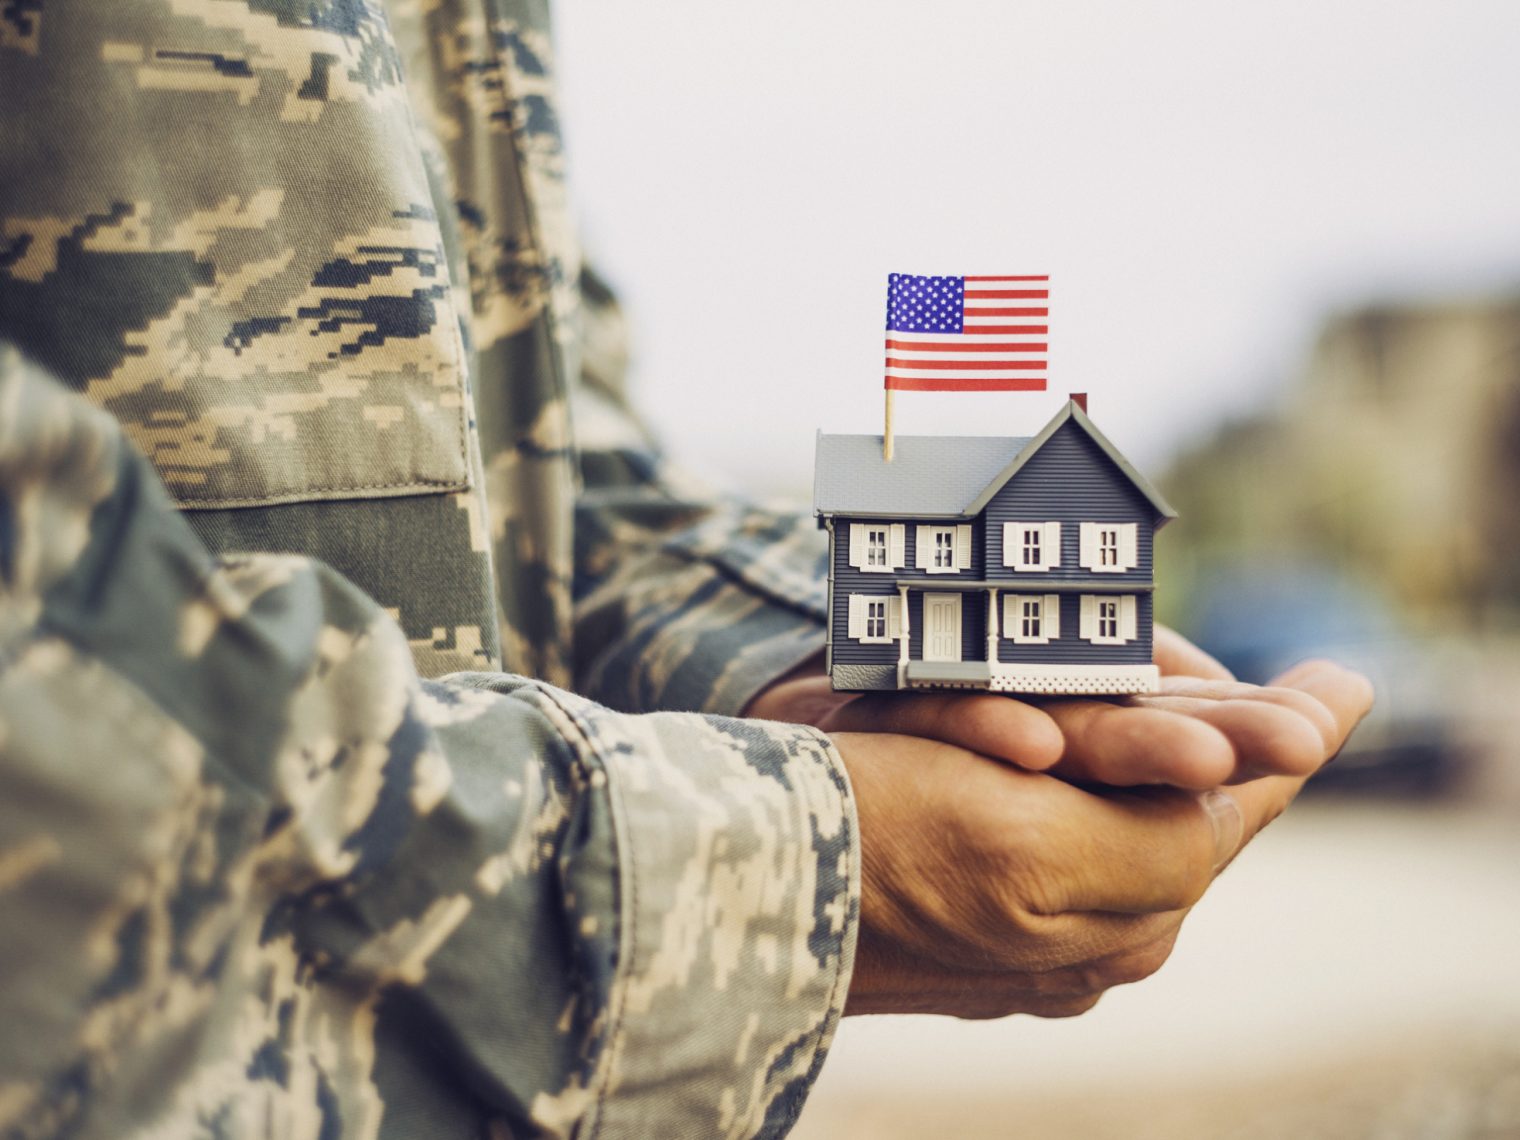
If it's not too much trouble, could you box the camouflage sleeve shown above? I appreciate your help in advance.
[572,270,830,717]
[0,352,858,1139]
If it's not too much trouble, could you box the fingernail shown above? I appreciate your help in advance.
[1199,789,1243,871]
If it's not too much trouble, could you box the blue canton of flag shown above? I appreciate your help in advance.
[883,273,1049,391]
[886,274,965,334]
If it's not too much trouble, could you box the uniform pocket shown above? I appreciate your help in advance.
[0,1,471,509]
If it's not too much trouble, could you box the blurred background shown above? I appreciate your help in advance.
[556,2,1520,1135]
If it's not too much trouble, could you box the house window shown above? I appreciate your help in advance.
[849,523,904,573]
[1097,598,1118,638]
[1003,593,1060,644]
[1004,522,1061,571]
[935,530,955,568]
[848,593,901,644]
[1021,597,1042,639]
[1100,530,1118,567]
[917,524,971,573]
[1022,527,1042,567]
[1080,594,1137,644]
[1079,522,1138,573]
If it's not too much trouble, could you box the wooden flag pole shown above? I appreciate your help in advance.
[883,388,895,462]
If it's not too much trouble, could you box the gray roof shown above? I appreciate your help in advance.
[812,433,1032,517]
[813,400,1178,523]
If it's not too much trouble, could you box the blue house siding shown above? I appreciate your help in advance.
[828,521,898,667]
[983,421,1154,584]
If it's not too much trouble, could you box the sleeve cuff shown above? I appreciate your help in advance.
[531,684,859,1139]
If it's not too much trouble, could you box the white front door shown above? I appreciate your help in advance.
[924,593,962,662]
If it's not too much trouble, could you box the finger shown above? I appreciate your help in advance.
[828,691,1065,771]
[1142,675,1342,753]
[1196,667,1374,872]
[1040,700,1237,789]
[1268,658,1376,751]
[1153,625,1234,681]
[1132,694,1330,781]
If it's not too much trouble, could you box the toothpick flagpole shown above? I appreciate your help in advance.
[883,388,895,462]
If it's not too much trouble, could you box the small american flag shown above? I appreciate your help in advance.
[883,273,1048,391]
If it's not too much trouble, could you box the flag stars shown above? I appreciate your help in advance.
[886,272,965,333]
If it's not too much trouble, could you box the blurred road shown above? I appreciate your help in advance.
[792,800,1520,1139]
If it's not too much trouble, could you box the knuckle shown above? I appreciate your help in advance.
[1112,941,1173,985]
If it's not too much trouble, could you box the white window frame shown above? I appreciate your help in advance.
[849,522,906,573]
[847,593,903,644]
[1097,598,1119,638]
[1099,528,1120,569]
[915,524,973,574]
[1003,521,1061,571]
[1079,522,1139,573]
[1003,593,1062,645]
[1022,527,1042,567]
[1079,594,1138,644]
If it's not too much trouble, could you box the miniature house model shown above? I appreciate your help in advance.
[814,398,1176,694]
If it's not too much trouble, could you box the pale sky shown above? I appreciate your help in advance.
[556,0,1520,494]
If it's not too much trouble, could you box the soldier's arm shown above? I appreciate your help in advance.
[0,351,855,1140]
[572,269,832,716]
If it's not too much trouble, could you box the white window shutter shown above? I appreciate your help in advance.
[1079,523,1098,570]
[1044,594,1061,639]
[914,525,932,570]
[848,594,866,639]
[1120,525,1139,571]
[849,523,866,570]
[1043,522,1061,569]
[955,525,972,571]
[1002,594,1016,634]
[889,524,906,570]
[887,595,903,639]
[1079,594,1097,640]
[1001,522,1018,567]
[1120,595,1138,641]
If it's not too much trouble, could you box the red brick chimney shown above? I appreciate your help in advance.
[1070,392,1088,413]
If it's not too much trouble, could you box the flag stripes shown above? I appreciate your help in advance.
[884,273,1048,391]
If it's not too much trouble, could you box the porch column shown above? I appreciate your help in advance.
[897,584,911,687]
[986,587,999,665]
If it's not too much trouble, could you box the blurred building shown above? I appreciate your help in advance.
[1159,296,1520,629]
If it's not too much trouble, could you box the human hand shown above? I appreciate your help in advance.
[836,658,1374,1018]
[748,626,1339,789]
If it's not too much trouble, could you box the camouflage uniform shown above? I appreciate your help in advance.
[0,3,856,1137]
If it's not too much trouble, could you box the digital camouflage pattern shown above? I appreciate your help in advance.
[0,3,857,1137]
